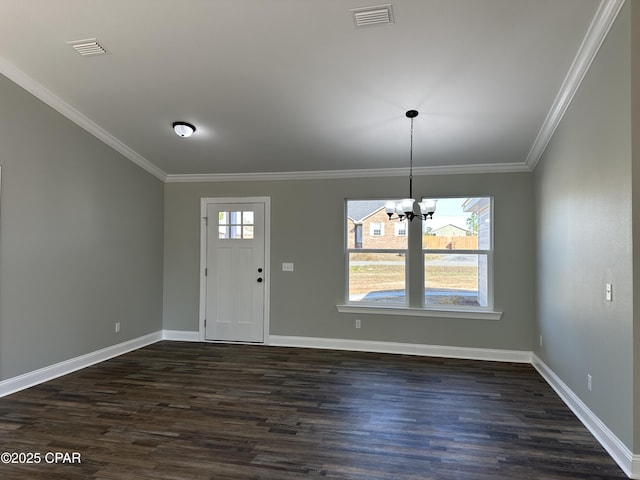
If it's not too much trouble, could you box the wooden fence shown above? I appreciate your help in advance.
[423,235,478,250]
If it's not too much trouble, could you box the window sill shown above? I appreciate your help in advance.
[335,304,503,321]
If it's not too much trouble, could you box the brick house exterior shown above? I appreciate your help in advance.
[346,201,408,249]
[347,198,487,252]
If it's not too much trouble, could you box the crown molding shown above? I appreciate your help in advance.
[2,1,622,183]
[164,162,530,183]
[2,53,527,184]
[0,56,168,181]
[525,0,626,170]
[0,55,529,184]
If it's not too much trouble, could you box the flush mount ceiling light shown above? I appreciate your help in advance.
[385,110,437,221]
[172,122,196,138]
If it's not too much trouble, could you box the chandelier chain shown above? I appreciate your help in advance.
[384,109,437,221]
[409,115,414,200]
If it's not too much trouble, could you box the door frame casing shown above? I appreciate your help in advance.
[199,196,271,343]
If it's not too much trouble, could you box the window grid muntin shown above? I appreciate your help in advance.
[218,210,255,239]
[345,197,493,311]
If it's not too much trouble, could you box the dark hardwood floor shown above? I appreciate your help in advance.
[0,341,628,479]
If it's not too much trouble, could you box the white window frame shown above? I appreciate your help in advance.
[345,200,408,306]
[370,222,385,237]
[338,197,502,320]
[423,197,493,311]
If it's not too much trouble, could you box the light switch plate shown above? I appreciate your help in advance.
[282,262,294,272]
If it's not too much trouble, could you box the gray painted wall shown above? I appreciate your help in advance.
[534,2,633,448]
[0,0,636,462]
[632,0,640,454]
[0,74,164,380]
[163,172,534,350]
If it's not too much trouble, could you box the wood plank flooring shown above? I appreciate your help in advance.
[0,341,629,479]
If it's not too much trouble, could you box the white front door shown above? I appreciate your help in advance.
[202,199,268,342]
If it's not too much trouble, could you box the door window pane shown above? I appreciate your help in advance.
[243,211,254,224]
[218,210,255,239]
[230,225,242,239]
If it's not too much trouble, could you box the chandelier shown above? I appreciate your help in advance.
[385,110,437,221]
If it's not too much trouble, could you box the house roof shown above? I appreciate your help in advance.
[347,201,386,223]
[432,224,470,235]
[0,0,616,181]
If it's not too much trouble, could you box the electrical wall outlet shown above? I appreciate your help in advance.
[605,283,612,302]
[355,319,361,329]
[282,262,294,272]
[587,374,592,391]
[115,322,121,333]
[539,335,543,348]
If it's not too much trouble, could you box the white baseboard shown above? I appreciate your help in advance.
[162,329,200,342]
[0,331,162,398]
[532,354,637,479]
[268,335,532,363]
[0,330,635,478]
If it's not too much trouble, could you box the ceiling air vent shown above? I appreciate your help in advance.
[351,4,394,28]
[67,38,109,57]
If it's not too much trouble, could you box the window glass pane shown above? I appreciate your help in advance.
[230,225,242,239]
[394,223,407,237]
[218,225,229,239]
[243,211,254,225]
[243,226,254,239]
[370,222,384,237]
[346,200,407,250]
[422,197,490,250]
[219,211,228,224]
[349,252,406,304]
[424,253,488,307]
[230,211,242,224]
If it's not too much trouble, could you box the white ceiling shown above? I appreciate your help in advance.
[0,0,622,180]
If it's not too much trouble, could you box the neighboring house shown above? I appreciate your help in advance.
[431,224,470,237]
[463,197,492,307]
[463,197,491,249]
[346,201,407,249]
[348,203,480,250]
